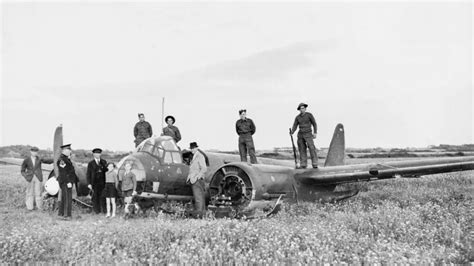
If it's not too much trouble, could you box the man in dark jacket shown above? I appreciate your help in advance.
[134,113,153,147]
[291,103,318,169]
[86,148,108,214]
[235,109,258,164]
[20,146,54,210]
[162,115,181,143]
[57,144,78,220]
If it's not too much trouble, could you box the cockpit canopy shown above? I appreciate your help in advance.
[136,136,182,164]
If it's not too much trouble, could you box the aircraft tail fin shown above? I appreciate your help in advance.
[324,124,345,166]
[53,124,63,178]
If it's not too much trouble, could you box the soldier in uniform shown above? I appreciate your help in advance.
[57,144,78,220]
[235,109,258,164]
[133,113,153,147]
[162,115,181,143]
[86,148,108,214]
[291,103,318,169]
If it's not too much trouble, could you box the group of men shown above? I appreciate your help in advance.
[134,102,318,168]
[133,113,181,147]
[235,103,319,169]
[20,102,318,218]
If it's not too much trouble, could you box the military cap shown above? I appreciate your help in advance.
[92,148,102,154]
[297,103,308,110]
[189,142,199,149]
[138,113,144,117]
[60,144,72,149]
[165,115,176,124]
[238,109,246,115]
[30,146,39,152]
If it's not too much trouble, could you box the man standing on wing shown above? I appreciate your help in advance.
[290,103,318,169]
[20,146,54,211]
[235,109,258,164]
[162,115,181,143]
[186,142,208,218]
[133,113,153,147]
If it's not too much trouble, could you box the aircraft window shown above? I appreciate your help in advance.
[164,151,173,164]
[153,147,164,158]
[139,140,155,154]
[171,152,182,164]
[162,140,179,151]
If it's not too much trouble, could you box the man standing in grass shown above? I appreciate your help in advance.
[186,142,208,218]
[20,146,54,211]
[57,144,78,220]
[86,148,108,214]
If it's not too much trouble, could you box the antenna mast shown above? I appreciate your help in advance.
[161,97,165,129]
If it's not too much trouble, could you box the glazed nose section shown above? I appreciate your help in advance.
[117,155,146,182]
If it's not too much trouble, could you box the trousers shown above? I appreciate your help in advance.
[92,182,106,214]
[297,133,318,167]
[191,179,206,217]
[25,175,42,210]
[238,135,258,164]
[58,186,72,217]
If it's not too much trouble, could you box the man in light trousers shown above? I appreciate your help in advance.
[186,142,208,218]
[20,146,54,210]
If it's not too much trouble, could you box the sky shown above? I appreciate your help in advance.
[1,2,472,152]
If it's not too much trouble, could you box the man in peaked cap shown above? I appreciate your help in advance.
[134,113,153,147]
[86,148,108,214]
[290,103,318,169]
[57,144,78,219]
[20,146,54,211]
[186,142,208,218]
[162,115,182,143]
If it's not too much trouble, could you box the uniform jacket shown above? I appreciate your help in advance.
[57,154,78,186]
[134,121,153,144]
[187,151,208,184]
[291,112,317,135]
[162,125,182,143]
[21,156,54,182]
[86,158,108,185]
[236,118,256,136]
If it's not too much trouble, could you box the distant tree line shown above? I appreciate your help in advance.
[0,145,129,163]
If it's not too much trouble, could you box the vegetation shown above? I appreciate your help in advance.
[0,145,129,164]
[0,162,472,264]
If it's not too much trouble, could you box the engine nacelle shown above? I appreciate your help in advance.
[208,163,295,217]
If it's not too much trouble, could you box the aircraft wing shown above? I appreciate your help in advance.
[294,156,474,185]
[0,157,54,172]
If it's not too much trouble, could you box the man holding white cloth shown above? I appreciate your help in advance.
[186,142,207,218]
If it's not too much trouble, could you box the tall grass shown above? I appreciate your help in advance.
[0,164,472,263]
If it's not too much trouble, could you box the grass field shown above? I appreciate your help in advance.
[0,161,473,264]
